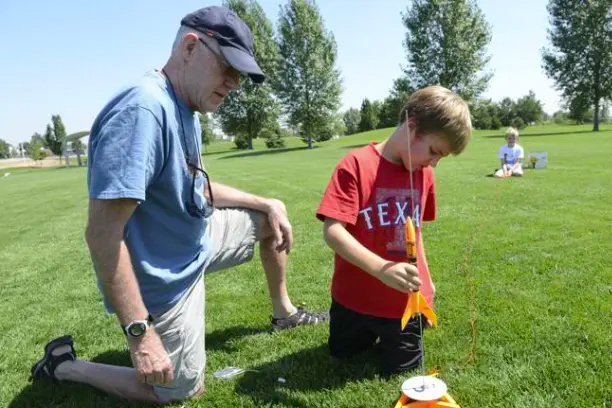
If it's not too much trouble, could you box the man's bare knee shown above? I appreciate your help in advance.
[253,210,274,242]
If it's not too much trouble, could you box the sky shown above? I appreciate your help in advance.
[0,0,562,146]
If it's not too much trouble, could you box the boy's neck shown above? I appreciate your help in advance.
[376,129,403,165]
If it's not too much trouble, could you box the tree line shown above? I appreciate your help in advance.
[215,0,496,148]
[212,0,342,150]
[1,114,86,164]
[4,0,609,159]
[340,0,611,136]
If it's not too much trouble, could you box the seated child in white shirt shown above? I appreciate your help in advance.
[494,127,524,178]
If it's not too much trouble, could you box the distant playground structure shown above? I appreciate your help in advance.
[0,131,89,170]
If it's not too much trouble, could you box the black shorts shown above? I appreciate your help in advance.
[328,298,423,376]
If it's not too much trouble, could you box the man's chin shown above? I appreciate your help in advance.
[198,104,218,114]
[203,99,224,113]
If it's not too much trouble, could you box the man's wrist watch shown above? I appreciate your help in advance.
[122,315,153,339]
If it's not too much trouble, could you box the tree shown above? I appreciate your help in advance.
[510,116,526,130]
[27,141,42,162]
[44,125,57,154]
[378,76,415,129]
[358,99,379,132]
[71,139,85,166]
[21,133,43,160]
[553,110,570,124]
[498,97,516,127]
[274,0,342,149]
[265,128,287,149]
[567,93,592,123]
[471,99,494,130]
[378,96,405,129]
[401,0,493,102]
[542,0,612,131]
[514,90,544,124]
[601,100,610,123]
[330,112,346,136]
[31,132,44,147]
[43,117,65,164]
[214,0,280,150]
[343,108,361,135]
[51,115,68,167]
[198,113,214,152]
[0,139,9,159]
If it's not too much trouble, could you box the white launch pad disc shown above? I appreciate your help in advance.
[401,376,448,401]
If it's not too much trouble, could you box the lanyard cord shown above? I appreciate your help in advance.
[160,69,200,170]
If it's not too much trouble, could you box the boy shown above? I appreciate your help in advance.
[494,127,524,178]
[315,86,472,376]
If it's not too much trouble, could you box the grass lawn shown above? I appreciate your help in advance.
[1,124,611,408]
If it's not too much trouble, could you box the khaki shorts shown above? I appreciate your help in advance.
[152,207,263,402]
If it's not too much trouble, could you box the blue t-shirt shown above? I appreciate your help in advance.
[87,69,212,316]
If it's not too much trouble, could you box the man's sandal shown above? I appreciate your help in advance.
[30,335,77,383]
[271,306,330,331]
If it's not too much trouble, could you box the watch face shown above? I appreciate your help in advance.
[128,322,147,337]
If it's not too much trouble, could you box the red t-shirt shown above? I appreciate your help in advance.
[316,142,437,319]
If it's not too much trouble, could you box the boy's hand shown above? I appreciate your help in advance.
[377,262,422,293]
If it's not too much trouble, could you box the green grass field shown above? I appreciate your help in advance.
[1,124,612,408]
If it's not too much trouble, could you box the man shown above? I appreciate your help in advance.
[30,5,328,404]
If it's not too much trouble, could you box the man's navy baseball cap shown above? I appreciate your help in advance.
[181,6,265,84]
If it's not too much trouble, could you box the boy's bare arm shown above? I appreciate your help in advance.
[323,218,421,293]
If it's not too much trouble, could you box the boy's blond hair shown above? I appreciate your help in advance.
[399,85,472,155]
[505,127,519,139]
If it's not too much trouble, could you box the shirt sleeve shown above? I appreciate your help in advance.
[423,169,436,222]
[517,146,525,159]
[316,155,360,225]
[88,105,164,202]
[498,146,506,160]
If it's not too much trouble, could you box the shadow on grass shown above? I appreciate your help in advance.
[482,129,596,139]
[219,146,314,160]
[340,143,369,150]
[202,149,237,157]
[234,344,382,408]
[206,324,272,352]
[8,350,139,408]
[9,332,383,408]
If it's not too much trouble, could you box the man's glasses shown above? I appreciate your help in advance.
[186,160,215,219]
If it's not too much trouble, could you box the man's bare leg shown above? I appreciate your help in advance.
[255,212,329,326]
[260,234,298,318]
[48,345,161,403]
[49,346,204,405]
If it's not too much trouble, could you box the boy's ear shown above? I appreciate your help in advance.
[404,119,420,139]
[407,118,418,131]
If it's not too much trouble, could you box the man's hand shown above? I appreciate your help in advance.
[377,262,422,293]
[128,329,175,386]
[265,198,293,253]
